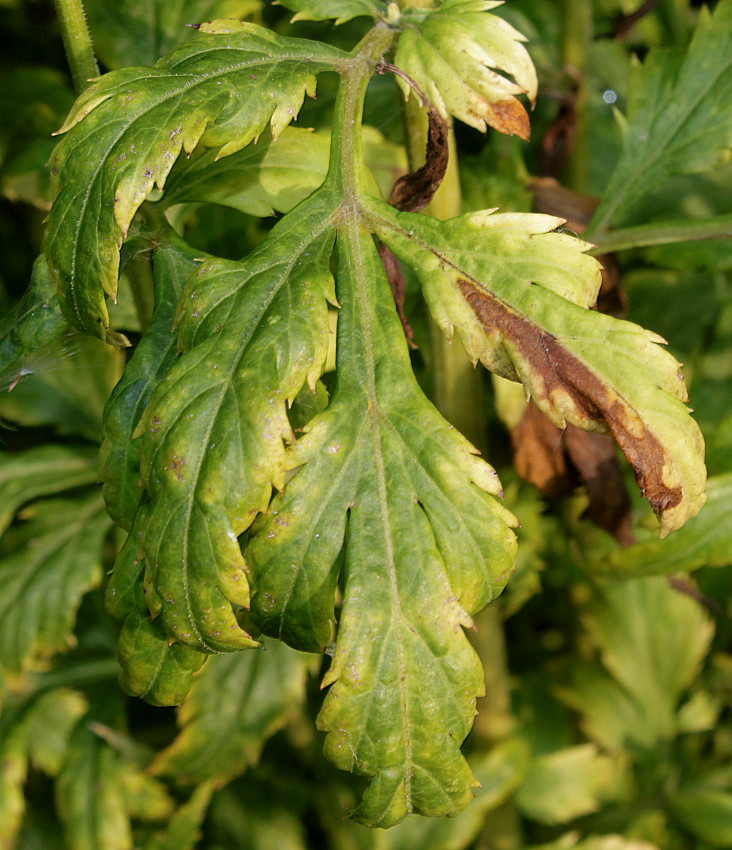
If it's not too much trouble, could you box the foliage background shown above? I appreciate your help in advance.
[0,0,731,848]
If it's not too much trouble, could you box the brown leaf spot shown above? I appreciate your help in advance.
[458,280,682,519]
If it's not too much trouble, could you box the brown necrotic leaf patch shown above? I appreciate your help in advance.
[378,61,449,213]
[457,280,682,521]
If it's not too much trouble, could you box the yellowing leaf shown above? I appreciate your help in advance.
[44,22,346,338]
[395,0,537,138]
[367,201,706,536]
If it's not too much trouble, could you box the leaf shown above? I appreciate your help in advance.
[0,334,125,442]
[162,126,330,216]
[43,21,347,337]
[144,782,215,850]
[129,195,336,652]
[561,577,714,752]
[377,737,530,850]
[589,0,732,234]
[394,0,537,139]
[56,710,135,850]
[600,472,732,578]
[668,789,732,847]
[116,611,207,706]
[0,495,111,675]
[0,445,98,536]
[0,256,69,392]
[100,229,203,531]
[85,0,262,69]
[514,744,625,825]
[278,0,386,24]
[246,221,517,826]
[153,638,312,784]
[368,201,706,536]
[0,688,87,849]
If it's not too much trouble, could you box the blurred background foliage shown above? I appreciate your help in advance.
[1,1,731,848]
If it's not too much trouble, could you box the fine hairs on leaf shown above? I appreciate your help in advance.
[35,0,709,831]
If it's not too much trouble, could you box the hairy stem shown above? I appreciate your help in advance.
[591,213,732,254]
[52,0,99,93]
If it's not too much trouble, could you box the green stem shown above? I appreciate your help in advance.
[329,23,398,197]
[591,213,732,254]
[53,0,99,93]
[561,0,592,194]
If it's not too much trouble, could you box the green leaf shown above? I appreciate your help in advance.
[162,126,330,216]
[600,472,732,578]
[144,782,215,850]
[0,495,111,675]
[153,638,312,783]
[85,0,262,69]
[0,444,98,536]
[394,0,537,139]
[278,0,386,24]
[129,195,336,652]
[56,711,135,850]
[368,201,706,536]
[246,221,517,826]
[589,0,732,234]
[668,790,732,847]
[100,229,203,531]
[116,611,207,706]
[377,737,530,850]
[0,688,87,849]
[0,256,69,392]
[514,744,625,825]
[44,21,347,337]
[562,577,714,752]
[0,334,125,442]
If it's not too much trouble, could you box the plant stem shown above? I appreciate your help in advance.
[52,0,99,93]
[561,0,592,194]
[591,213,732,254]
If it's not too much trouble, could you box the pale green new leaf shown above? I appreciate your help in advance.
[589,0,732,234]
[0,495,111,675]
[0,444,98,535]
[278,0,386,24]
[85,0,262,68]
[562,577,714,752]
[162,127,330,216]
[130,195,336,652]
[395,0,537,139]
[246,222,517,826]
[153,638,312,784]
[600,472,732,577]
[43,22,347,337]
[368,201,706,536]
